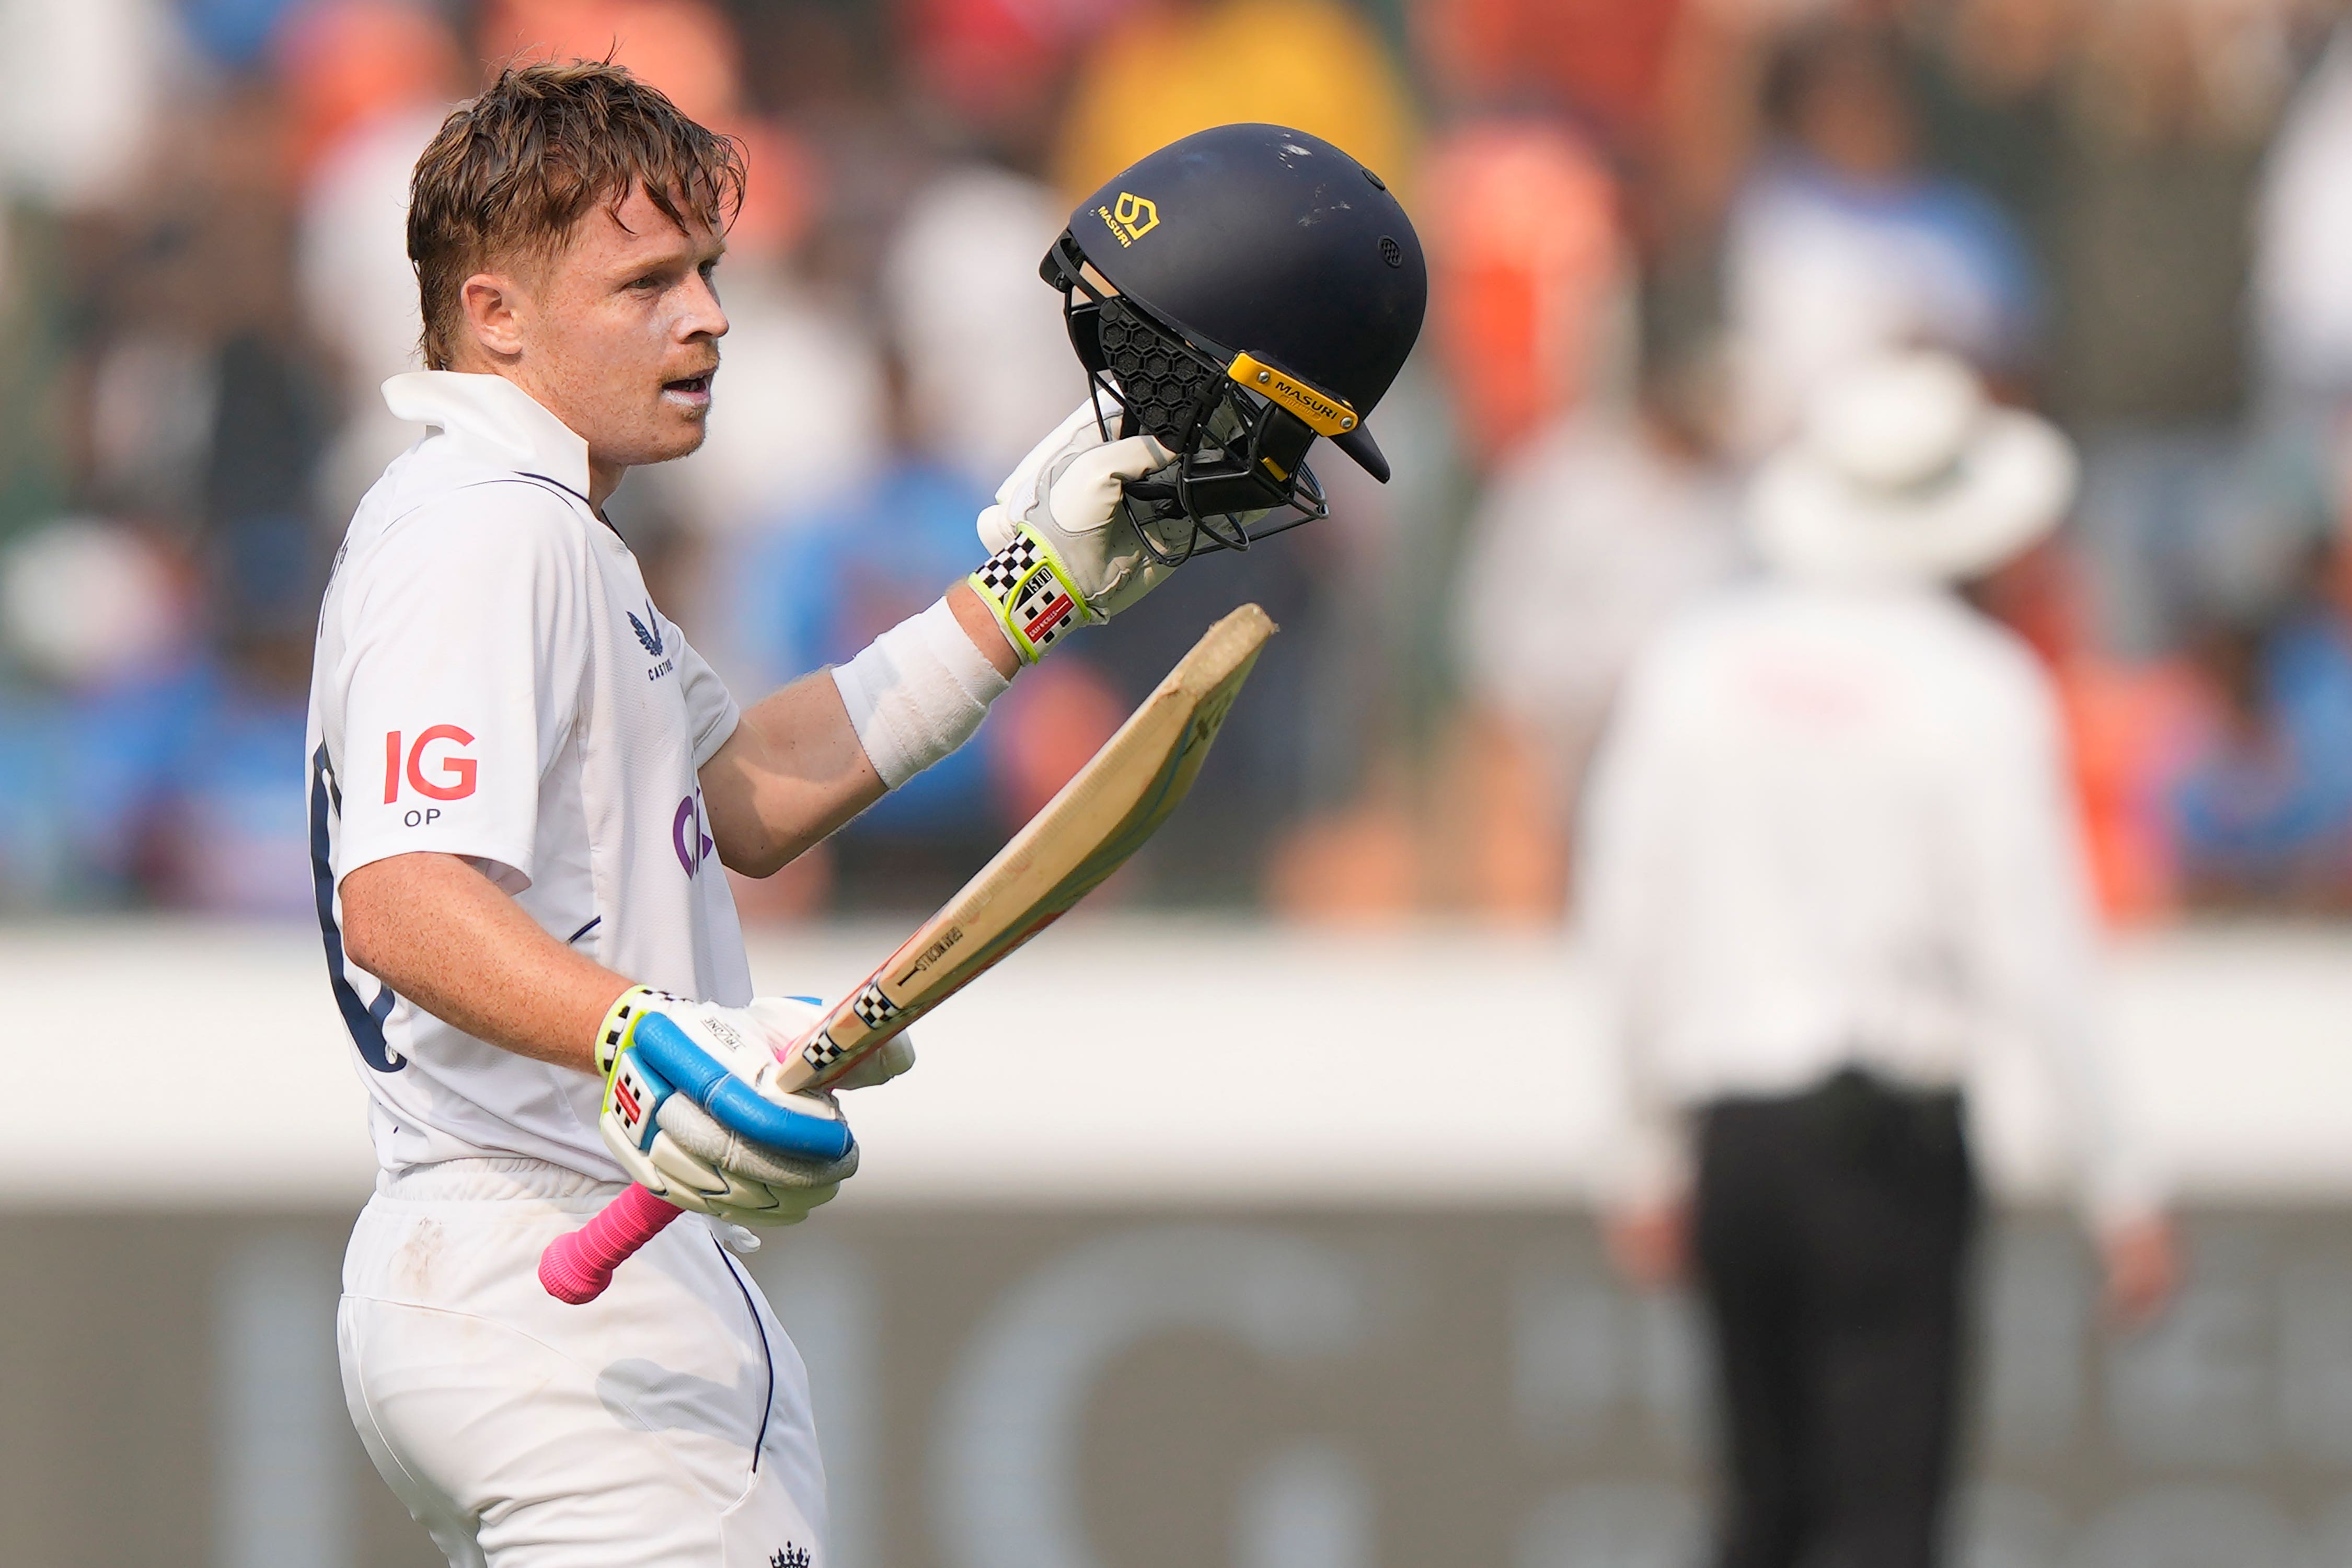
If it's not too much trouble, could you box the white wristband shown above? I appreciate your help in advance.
[832,598,1010,789]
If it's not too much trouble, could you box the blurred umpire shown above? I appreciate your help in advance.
[1582,351,2177,1568]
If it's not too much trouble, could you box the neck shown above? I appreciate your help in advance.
[587,456,622,510]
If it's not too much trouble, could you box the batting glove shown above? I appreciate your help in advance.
[595,988,915,1227]
[968,397,1178,662]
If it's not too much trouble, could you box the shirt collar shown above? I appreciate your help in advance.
[382,370,593,499]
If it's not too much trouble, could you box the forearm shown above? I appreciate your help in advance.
[340,851,627,1074]
[705,402,1163,871]
[947,581,1020,679]
[701,667,889,878]
[703,586,1016,877]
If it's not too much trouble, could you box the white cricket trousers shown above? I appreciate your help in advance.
[338,1158,829,1567]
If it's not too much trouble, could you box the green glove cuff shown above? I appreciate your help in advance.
[594,985,661,1080]
[968,526,1093,664]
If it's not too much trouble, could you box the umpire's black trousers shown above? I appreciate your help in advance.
[1691,1067,1978,1568]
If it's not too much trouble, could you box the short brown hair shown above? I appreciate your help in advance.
[407,60,745,371]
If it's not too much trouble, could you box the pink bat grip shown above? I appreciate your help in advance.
[539,1184,682,1304]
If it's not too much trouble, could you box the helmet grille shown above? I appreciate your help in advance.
[1097,297,1217,451]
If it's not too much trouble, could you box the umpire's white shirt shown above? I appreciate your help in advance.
[307,370,751,1180]
[1581,577,2157,1222]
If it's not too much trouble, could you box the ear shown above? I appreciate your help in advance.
[458,271,528,363]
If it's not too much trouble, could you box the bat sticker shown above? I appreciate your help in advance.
[850,983,900,1028]
[898,925,965,984]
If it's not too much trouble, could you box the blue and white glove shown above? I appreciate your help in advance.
[595,988,915,1228]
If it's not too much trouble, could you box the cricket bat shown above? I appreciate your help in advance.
[540,603,1277,1302]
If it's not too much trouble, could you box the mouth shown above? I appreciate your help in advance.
[661,371,714,409]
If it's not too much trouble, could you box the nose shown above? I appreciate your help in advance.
[681,270,728,343]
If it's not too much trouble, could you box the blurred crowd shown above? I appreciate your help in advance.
[3,0,2352,923]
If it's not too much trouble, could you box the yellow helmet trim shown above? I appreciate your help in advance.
[1226,352,1358,438]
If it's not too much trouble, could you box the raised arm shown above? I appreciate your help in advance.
[699,403,1175,878]
[698,585,1016,878]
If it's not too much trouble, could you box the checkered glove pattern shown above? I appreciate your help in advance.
[970,527,1090,663]
[970,399,1177,662]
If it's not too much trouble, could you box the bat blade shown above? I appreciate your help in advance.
[773,601,1274,1094]
[543,603,1276,1302]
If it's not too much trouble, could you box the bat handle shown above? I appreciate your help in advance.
[539,1183,683,1303]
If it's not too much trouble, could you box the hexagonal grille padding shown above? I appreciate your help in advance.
[1098,298,1216,452]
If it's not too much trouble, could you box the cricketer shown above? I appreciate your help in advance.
[306,60,1423,1566]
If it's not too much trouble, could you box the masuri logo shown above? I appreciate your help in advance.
[1098,190,1159,246]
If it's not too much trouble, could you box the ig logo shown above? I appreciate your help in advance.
[673,788,714,876]
[383,725,477,827]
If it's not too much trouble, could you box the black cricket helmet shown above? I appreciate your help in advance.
[1043,122,1427,562]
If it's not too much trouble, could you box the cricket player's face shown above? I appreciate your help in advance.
[503,184,728,492]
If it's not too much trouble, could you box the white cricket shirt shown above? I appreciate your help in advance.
[1580,578,2158,1221]
[306,371,750,1179]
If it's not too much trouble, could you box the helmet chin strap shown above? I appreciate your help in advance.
[1116,445,1326,568]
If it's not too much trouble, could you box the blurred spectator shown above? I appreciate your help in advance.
[1078,511,1323,905]
[899,0,1113,171]
[0,0,179,214]
[2167,560,2352,909]
[1903,0,2076,277]
[183,0,305,66]
[1586,351,2173,1568]
[0,520,193,907]
[1410,120,1625,916]
[2076,0,2293,370]
[279,0,462,178]
[1417,0,1687,164]
[287,1,466,517]
[1445,304,1740,917]
[0,510,310,918]
[174,310,331,916]
[0,519,186,691]
[1724,19,2040,452]
[2257,19,2352,404]
[2059,0,2287,658]
[51,76,333,916]
[1423,120,1627,468]
[82,79,336,544]
[881,162,1091,492]
[0,0,192,543]
[482,0,740,115]
[1258,424,1433,922]
[0,0,2343,928]
[483,0,813,256]
[146,644,314,916]
[1963,538,2207,923]
[1052,0,1416,200]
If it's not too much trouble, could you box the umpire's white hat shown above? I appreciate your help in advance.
[1747,349,2078,584]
